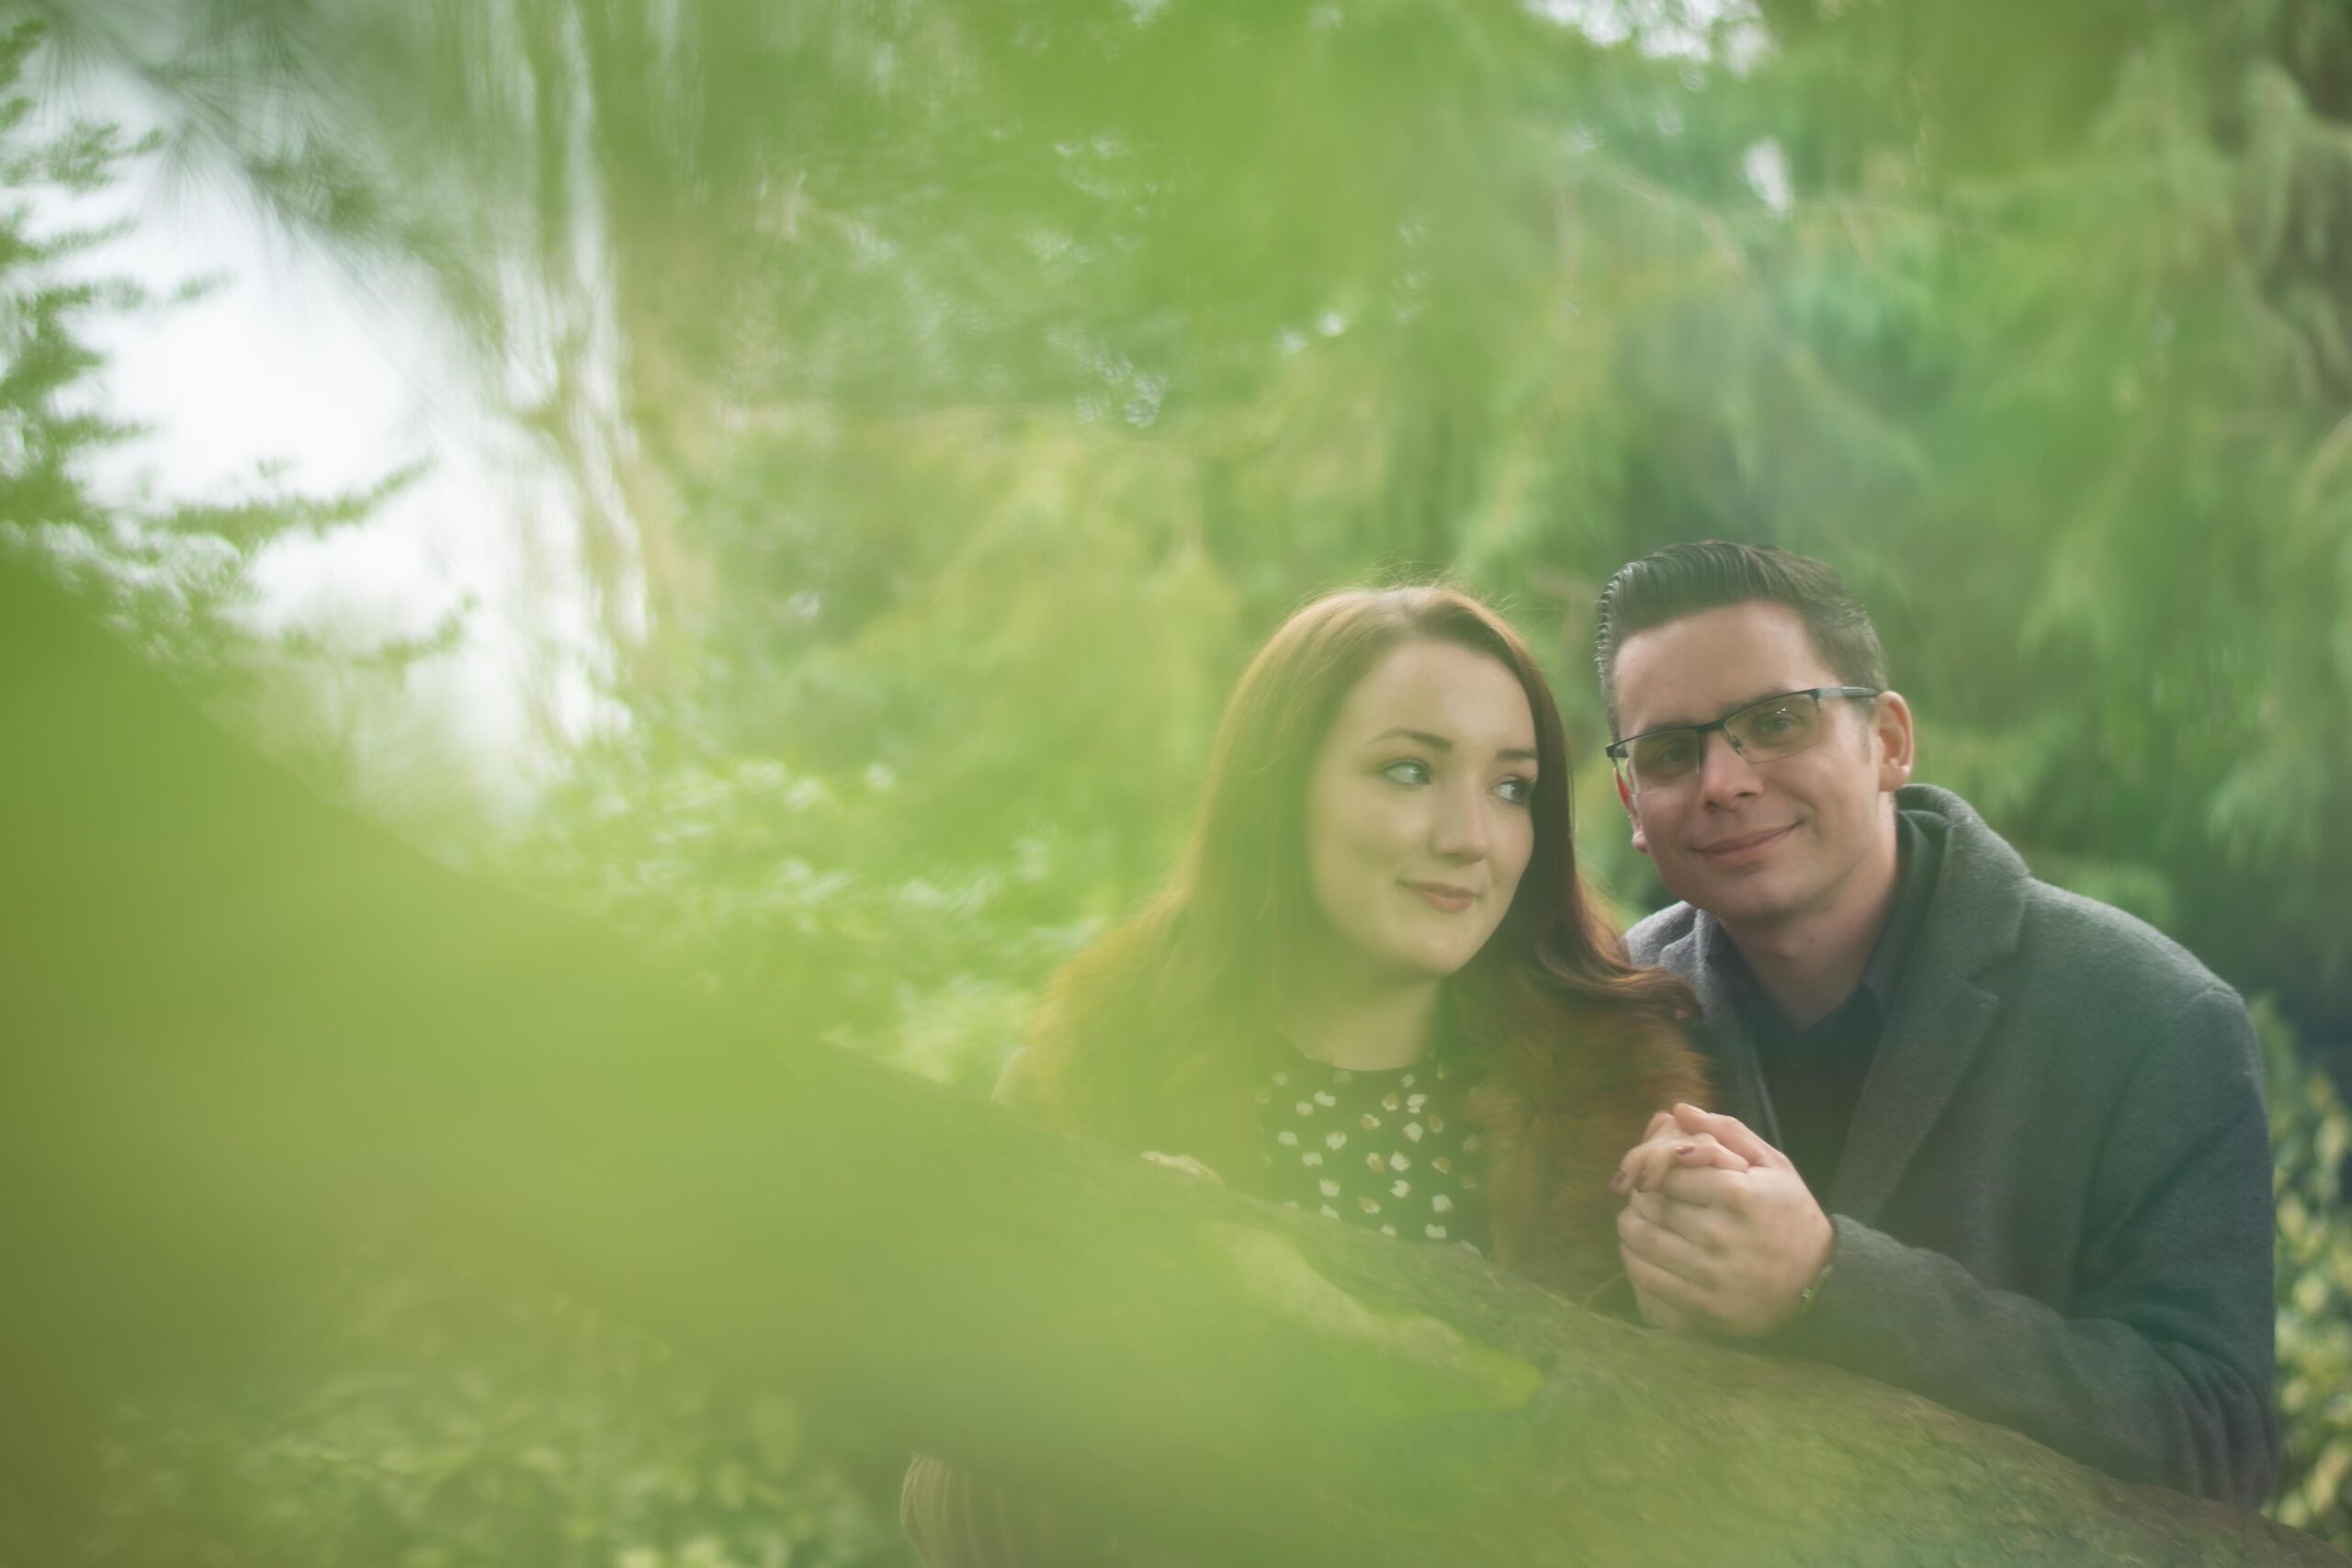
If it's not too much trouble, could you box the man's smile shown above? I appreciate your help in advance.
[1691,822,1797,865]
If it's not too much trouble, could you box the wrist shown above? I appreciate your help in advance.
[1794,1217,1838,1318]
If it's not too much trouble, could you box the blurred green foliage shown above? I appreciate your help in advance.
[34,0,2351,1015]
[15,0,2352,1557]
[2270,1001,2352,1545]
[61,1253,906,1568]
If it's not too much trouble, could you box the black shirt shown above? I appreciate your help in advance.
[1712,811,1941,1194]
[1253,1043,1492,1258]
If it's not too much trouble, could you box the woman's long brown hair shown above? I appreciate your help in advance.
[1021,584,1692,1155]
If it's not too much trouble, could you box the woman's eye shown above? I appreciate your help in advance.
[1494,775,1535,806]
[1378,759,1431,786]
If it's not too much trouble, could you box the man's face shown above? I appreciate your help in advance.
[1610,602,1911,932]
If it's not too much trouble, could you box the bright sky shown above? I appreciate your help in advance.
[43,65,628,822]
[34,1,1768,828]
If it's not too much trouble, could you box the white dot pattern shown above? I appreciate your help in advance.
[1260,1047,1487,1257]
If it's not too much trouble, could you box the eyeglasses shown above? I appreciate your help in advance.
[1606,686,1881,792]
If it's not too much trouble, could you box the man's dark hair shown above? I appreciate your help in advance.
[1594,540,1888,736]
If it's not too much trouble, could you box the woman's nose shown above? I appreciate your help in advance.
[1430,784,1490,860]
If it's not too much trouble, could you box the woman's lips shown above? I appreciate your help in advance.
[1401,880,1475,913]
[1694,823,1795,865]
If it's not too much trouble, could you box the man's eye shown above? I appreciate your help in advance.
[1641,736,1699,771]
[1379,759,1431,786]
[1753,705,1800,736]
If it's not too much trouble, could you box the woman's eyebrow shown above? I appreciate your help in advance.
[1367,728,1539,764]
[1369,728,1453,750]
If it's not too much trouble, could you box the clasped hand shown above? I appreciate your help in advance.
[1611,1103,1833,1337]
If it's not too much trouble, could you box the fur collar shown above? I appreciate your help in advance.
[1464,1001,1709,1297]
[1009,944,1710,1302]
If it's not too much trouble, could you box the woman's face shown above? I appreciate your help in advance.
[1302,638,1540,987]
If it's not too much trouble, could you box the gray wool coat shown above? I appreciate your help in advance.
[1627,784,2280,1506]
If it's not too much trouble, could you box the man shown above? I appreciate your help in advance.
[1596,540,2278,1506]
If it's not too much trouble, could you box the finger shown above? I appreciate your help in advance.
[1646,1193,1727,1253]
[1617,1204,1714,1284]
[1646,1145,1691,1194]
[1668,1133,1750,1174]
[1634,1134,1748,1194]
[1619,1140,1680,1194]
[1629,1186,1722,1251]
[1632,1282,1694,1333]
[1620,1114,1679,1168]
[1671,1103,1784,1169]
[1622,1125,1754,1193]
[1654,1165,1753,1210]
[1613,1134,1682,1194]
[1621,1246,1714,1320]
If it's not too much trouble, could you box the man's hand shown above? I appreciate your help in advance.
[1608,1109,1746,1330]
[1612,1103,1834,1337]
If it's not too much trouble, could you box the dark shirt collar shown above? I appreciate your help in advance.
[1709,809,1940,1043]
[1858,810,1938,1014]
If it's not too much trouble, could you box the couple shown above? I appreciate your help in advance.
[905,541,2278,1564]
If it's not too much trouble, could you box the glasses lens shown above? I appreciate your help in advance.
[1725,693,1824,761]
[1628,729,1704,785]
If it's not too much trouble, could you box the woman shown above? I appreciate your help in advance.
[903,584,1718,1566]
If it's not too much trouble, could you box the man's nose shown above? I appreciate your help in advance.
[1694,728,1762,805]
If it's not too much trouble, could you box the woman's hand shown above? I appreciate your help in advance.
[1610,1110,1752,1195]
[1611,1111,1750,1332]
[1614,1104,1836,1338]
[1141,1150,1221,1184]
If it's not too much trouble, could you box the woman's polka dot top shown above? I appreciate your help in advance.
[1254,1044,1488,1257]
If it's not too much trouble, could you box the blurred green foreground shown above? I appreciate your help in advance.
[6,0,2352,1557]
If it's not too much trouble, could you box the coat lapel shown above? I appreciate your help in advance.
[1826,974,2000,1224]
[1673,919,1775,1140]
[1823,789,2026,1226]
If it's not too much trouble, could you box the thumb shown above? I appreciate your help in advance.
[1671,1103,1784,1169]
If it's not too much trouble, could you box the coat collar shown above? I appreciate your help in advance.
[1665,917,1776,1138]
[1670,784,2028,1225]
